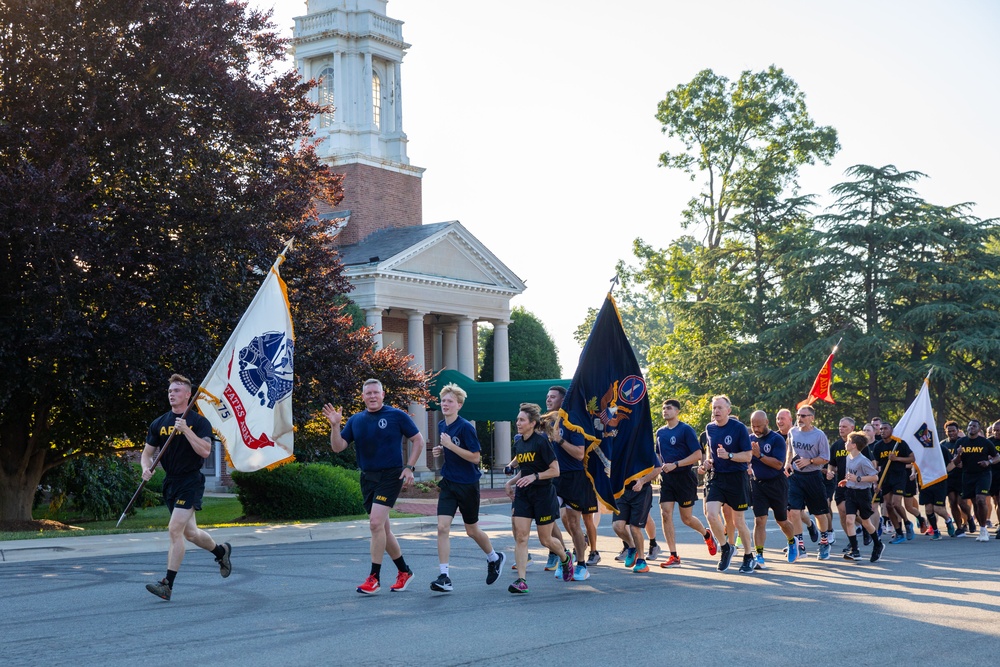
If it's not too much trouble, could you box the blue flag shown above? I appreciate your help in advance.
[561,293,657,512]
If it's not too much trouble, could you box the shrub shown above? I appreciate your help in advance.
[41,455,146,521]
[232,463,363,520]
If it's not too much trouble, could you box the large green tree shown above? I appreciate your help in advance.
[479,307,561,382]
[0,0,425,522]
[815,165,1000,421]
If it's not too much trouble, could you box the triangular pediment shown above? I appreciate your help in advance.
[378,222,525,292]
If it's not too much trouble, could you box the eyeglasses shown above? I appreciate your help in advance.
[796,413,813,417]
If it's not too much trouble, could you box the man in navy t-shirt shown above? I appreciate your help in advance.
[324,378,425,595]
[656,398,718,568]
[704,395,754,574]
[748,410,797,566]
[429,383,506,592]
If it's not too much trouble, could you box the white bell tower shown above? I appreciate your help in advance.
[292,0,424,244]
[293,0,411,165]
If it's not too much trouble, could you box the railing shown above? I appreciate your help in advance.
[295,10,404,42]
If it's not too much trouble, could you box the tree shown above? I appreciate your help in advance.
[479,307,561,381]
[816,165,1000,421]
[0,0,425,522]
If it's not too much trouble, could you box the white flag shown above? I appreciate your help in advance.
[893,380,946,488]
[196,249,295,472]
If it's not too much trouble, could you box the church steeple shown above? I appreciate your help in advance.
[293,0,424,244]
[293,0,413,165]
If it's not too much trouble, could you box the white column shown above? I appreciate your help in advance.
[393,61,402,134]
[492,320,512,468]
[442,325,458,371]
[363,51,373,129]
[457,317,475,378]
[365,308,383,349]
[407,311,429,473]
[432,326,443,371]
[333,50,342,124]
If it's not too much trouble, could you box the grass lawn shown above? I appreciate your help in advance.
[0,497,416,541]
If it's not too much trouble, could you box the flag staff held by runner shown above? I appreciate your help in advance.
[115,239,297,526]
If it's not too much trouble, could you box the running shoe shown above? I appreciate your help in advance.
[917,515,928,533]
[624,548,637,568]
[587,551,602,566]
[946,519,956,537]
[544,552,560,571]
[863,530,872,546]
[215,542,232,578]
[922,524,934,536]
[786,540,798,563]
[487,553,506,585]
[660,555,681,568]
[737,555,755,574]
[870,540,885,563]
[735,534,743,549]
[615,547,629,562]
[977,527,989,542]
[807,521,819,543]
[754,553,766,570]
[828,531,836,546]
[890,534,906,545]
[632,559,650,573]
[573,564,590,581]
[648,543,663,561]
[930,529,942,540]
[508,578,529,594]
[145,579,171,601]
[554,558,563,579]
[561,553,574,582]
[704,532,718,556]
[904,522,915,540]
[430,574,453,592]
[357,574,380,595]
[717,544,734,572]
[844,549,861,561]
[818,541,831,560]
[954,527,966,537]
[389,570,414,592]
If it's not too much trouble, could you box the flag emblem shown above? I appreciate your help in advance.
[238,332,294,408]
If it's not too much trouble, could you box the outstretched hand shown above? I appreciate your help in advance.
[321,403,343,427]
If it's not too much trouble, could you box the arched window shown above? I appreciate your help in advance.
[318,66,334,128]
[371,70,381,130]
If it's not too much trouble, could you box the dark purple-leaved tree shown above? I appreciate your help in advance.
[0,0,426,522]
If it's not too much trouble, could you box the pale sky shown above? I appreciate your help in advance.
[253,0,1000,376]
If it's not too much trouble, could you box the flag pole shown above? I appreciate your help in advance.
[115,241,295,527]
[875,367,936,502]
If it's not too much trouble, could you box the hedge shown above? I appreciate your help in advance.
[231,463,363,520]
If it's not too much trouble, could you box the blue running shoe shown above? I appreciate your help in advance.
[544,553,559,571]
[573,564,590,581]
[818,541,831,560]
[787,540,798,563]
[905,522,915,540]
[890,534,906,545]
[624,548,637,568]
[946,519,956,537]
[554,559,563,579]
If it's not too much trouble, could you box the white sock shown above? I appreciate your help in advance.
[486,551,499,562]
[439,563,448,575]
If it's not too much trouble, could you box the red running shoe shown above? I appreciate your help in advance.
[390,570,414,592]
[705,532,718,556]
[357,575,380,595]
[660,555,682,568]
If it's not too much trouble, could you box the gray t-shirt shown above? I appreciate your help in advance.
[789,427,830,473]
[845,453,878,490]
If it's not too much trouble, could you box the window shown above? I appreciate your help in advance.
[371,70,381,130]
[318,66,334,127]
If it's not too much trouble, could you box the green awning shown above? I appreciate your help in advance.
[427,370,573,422]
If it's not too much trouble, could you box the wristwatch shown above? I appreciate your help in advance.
[405,465,415,472]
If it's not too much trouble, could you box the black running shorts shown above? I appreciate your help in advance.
[437,478,481,524]
[361,468,404,514]
[163,472,206,513]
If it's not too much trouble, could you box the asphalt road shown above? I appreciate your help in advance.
[3,503,1000,666]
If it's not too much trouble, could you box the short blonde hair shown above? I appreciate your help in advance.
[168,374,192,391]
[439,382,467,404]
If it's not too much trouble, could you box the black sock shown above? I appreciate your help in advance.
[670,552,678,558]
[578,559,586,567]
[622,540,629,550]
[165,569,177,588]
[211,544,226,558]
[370,562,382,579]
[848,535,858,549]
[704,531,712,540]
[928,515,938,530]
[868,530,880,545]
[393,556,409,573]
[649,539,658,548]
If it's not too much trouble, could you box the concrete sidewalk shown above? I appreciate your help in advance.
[0,488,514,565]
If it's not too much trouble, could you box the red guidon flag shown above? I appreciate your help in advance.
[196,244,295,472]
[796,351,836,411]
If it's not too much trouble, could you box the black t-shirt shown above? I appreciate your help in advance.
[943,437,963,480]
[829,438,849,481]
[957,436,997,473]
[146,410,213,477]
[515,432,556,485]
[872,438,912,484]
